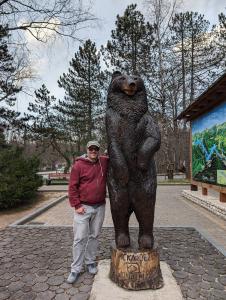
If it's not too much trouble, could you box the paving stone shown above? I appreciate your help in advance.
[54,294,70,300]
[9,290,24,300]
[21,263,34,270]
[55,268,66,275]
[189,266,205,275]
[32,282,49,292]
[0,280,10,287]
[202,274,216,282]
[21,285,32,292]
[67,287,79,295]
[56,288,64,294]
[18,292,36,300]
[212,281,225,290]
[218,275,226,285]
[187,289,200,299]
[35,275,48,283]
[79,284,92,293]
[70,293,89,300]
[36,270,47,276]
[47,275,64,286]
[173,271,188,279]
[217,268,226,275]
[198,281,211,290]
[2,273,13,280]
[210,289,226,299]
[35,290,55,300]
[60,282,72,289]
[21,274,37,285]
[84,273,94,279]
[83,278,93,285]
[7,281,24,292]
[0,291,10,300]
[49,285,58,291]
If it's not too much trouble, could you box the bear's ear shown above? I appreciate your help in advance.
[112,71,121,80]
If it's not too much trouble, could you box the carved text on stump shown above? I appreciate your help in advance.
[110,243,163,290]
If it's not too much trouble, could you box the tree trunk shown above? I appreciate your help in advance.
[110,242,163,290]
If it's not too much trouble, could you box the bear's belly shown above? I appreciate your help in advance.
[117,120,139,148]
[116,119,145,170]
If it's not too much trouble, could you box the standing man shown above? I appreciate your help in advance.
[67,141,109,284]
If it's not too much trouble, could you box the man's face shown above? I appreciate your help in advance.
[87,146,99,161]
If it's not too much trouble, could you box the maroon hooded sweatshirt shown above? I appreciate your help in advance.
[68,155,109,209]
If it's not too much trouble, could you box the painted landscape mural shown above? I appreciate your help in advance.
[192,102,226,186]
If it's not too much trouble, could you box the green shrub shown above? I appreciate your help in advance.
[0,146,42,209]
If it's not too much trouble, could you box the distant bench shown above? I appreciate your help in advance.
[45,173,70,185]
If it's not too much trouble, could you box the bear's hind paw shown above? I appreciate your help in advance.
[116,233,130,248]
[139,234,154,249]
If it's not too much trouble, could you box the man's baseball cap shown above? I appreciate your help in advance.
[87,140,100,149]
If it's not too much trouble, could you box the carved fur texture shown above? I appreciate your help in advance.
[106,72,161,249]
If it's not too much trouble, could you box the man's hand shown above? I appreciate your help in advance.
[75,206,86,214]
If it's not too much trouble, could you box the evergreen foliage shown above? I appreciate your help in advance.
[57,39,107,144]
[0,25,21,127]
[26,84,73,171]
[0,133,42,209]
[101,4,154,75]
[4,2,226,176]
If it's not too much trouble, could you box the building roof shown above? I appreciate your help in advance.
[177,73,226,122]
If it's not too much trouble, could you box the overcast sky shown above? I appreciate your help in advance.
[16,0,226,113]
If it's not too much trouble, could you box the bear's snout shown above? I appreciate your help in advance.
[122,78,137,96]
[129,82,136,88]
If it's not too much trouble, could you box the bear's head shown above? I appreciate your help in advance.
[107,71,148,119]
[109,71,146,96]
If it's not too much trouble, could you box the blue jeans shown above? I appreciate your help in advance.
[71,204,105,273]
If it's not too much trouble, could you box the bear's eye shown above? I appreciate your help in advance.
[121,77,126,80]
[134,77,138,80]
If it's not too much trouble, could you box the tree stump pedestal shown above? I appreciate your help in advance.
[109,240,164,290]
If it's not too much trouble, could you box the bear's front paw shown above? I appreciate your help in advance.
[137,158,148,171]
[115,167,129,186]
[116,233,130,248]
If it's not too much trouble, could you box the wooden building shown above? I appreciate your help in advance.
[177,74,226,202]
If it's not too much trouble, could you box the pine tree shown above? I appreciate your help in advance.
[26,84,73,171]
[101,4,154,75]
[0,25,21,126]
[213,12,226,65]
[144,0,178,116]
[57,39,106,145]
[0,127,42,209]
[170,12,220,108]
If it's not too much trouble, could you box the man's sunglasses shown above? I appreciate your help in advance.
[88,147,100,152]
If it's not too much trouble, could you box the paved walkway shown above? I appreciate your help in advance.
[31,185,226,255]
[1,227,226,300]
[1,185,226,300]
[38,186,68,192]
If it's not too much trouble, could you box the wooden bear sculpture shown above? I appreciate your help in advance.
[106,71,161,249]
